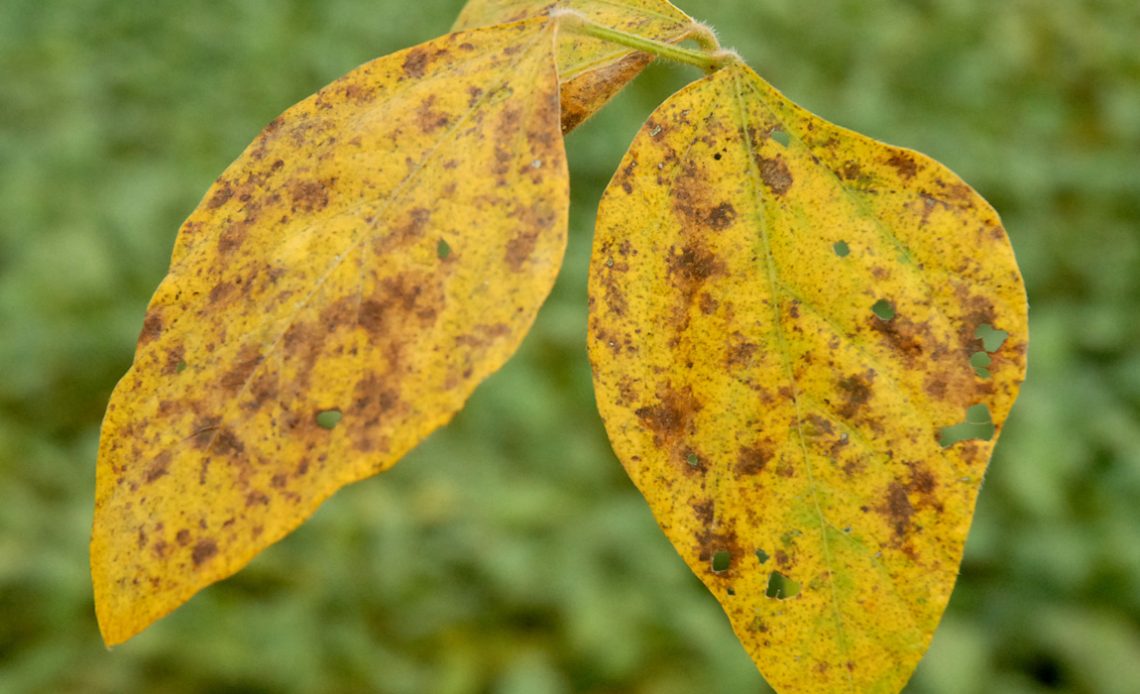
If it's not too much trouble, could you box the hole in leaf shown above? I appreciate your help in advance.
[315,409,343,430]
[765,571,801,600]
[872,299,895,321]
[833,240,850,257]
[975,323,1009,352]
[712,550,732,573]
[714,152,722,161]
[686,451,700,468]
[175,360,188,373]
[755,549,770,564]
[770,127,791,147]
[726,587,736,596]
[436,239,451,260]
[938,404,994,447]
[970,351,992,378]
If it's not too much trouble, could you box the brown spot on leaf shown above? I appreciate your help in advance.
[736,445,771,475]
[290,179,332,213]
[220,347,264,391]
[757,155,793,195]
[505,229,539,271]
[668,244,725,285]
[402,48,429,78]
[879,481,914,540]
[837,371,875,419]
[176,529,191,546]
[144,452,172,484]
[139,310,163,345]
[191,539,218,566]
[416,95,450,133]
[887,152,917,180]
[707,202,737,230]
[871,315,927,364]
[207,182,234,209]
[208,282,234,305]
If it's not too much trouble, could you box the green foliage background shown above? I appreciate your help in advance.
[1,1,1138,692]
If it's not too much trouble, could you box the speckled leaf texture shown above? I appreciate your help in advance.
[92,19,567,646]
[588,62,1027,693]
[454,0,700,132]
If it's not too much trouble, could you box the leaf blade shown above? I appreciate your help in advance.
[588,62,1027,693]
[92,19,568,646]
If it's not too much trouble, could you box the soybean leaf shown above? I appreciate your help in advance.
[454,0,702,132]
[588,61,1027,693]
[92,19,567,646]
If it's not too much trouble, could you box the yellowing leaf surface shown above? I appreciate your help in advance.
[454,0,700,131]
[588,62,1027,693]
[92,19,567,646]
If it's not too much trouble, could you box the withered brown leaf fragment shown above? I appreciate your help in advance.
[454,0,704,132]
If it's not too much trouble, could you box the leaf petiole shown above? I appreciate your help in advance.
[553,10,738,72]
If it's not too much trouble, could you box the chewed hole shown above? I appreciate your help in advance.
[770,127,791,147]
[436,239,452,260]
[714,152,723,161]
[833,241,850,257]
[976,323,1009,352]
[175,360,188,373]
[315,409,343,430]
[938,404,994,447]
[970,351,992,378]
[712,550,732,573]
[686,451,700,468]
[765,571,801,600]
[755,549,770,564]
[872,299,896,321]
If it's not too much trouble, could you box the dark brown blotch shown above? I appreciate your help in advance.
[837,371,875,419]
[416,95,450,134]
[144,452,172,484]
[736,445,772,475]
[191,539,218,566]
[207,182,234,209]
[887,152,918,180]
[139,310,164,345]
[402,47,429,78]
[707,202,737,230]
[879,481,914,540]
[221,347,264,391]
[757,155,793,195]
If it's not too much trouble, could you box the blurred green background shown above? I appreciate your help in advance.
[2,1,1138,692]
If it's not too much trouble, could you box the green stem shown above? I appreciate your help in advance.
[557,13,736,72]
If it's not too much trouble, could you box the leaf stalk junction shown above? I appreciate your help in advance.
[553,9,739,72]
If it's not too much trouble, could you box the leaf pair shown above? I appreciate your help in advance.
[93,2,1027,693]
[92,0,697,649]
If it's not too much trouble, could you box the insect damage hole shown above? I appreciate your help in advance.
[976,323,1009,353]
[770,127,791,147]
[315,409,343,430]
[436,238,452,260]
[938,404,994,447]
[970,351,993,379]
[765,571,801,600]
[755,549,770,564]
[833,240,850,257]
[872,299,896,321]
[712,550,732,573]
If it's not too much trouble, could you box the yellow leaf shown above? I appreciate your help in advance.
[588,61,1027,693]
[454,0,704,132]
[92,19,568,646]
